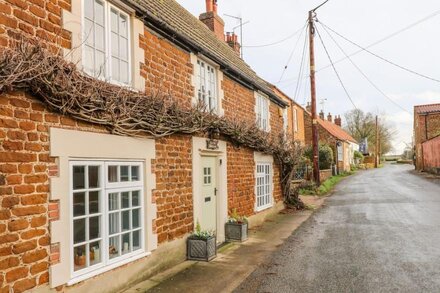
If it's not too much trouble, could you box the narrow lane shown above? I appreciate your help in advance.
[235,164,440,293]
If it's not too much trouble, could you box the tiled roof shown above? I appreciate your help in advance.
[414,103,440,114]
[318,118,358,144]
[126,0,286,106]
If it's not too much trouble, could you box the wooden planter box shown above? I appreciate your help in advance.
[187,236,216,261]
[225,222,248,242]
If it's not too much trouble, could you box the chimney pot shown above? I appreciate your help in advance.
[306,102,311,112]
[205,0,213,12]
[327,112,332,122]
[319,110,325,120]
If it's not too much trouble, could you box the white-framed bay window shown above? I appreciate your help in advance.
[196,58,219,112]
[255,163,273,211]
[70,160,144,279]
[256,93,270,132]
[83,0,131,85]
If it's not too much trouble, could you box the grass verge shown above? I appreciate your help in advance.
[300,171,355,196]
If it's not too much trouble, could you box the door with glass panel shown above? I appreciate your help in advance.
[200,156,217,232]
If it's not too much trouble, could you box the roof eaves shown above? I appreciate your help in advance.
[125,0,288,108]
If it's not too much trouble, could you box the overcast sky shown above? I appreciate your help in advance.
[176,0,440,154]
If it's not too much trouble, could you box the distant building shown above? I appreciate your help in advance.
[414,103,440,172]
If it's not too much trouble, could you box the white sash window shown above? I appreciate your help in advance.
[256,93,269,131]
[256,163,272,211]
[83,0,131,85]
[196,59,218,112]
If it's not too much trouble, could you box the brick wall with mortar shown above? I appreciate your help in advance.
[414,112,440,170]
[0,1,289,291]
[0,0,72,52]
[0,92,108,292]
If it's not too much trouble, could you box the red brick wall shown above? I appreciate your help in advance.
[0,0,72,52]
[0,91,106,292]
[153,135,193,244]
[226,145,255,217]
[140,28,194,108]
[222,76,255,124]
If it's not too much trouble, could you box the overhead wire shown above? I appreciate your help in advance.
[314,25,358,110]
[318,22,412,114]
[277,9,440,85]
[292,24,309,101]
[319,21,440,83]
[242,21,307,48]
[277,21,308,83]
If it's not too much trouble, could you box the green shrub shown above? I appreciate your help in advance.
[304,144,334,170]
[354,150,364,162]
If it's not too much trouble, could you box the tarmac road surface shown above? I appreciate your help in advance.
[235,164,440,293]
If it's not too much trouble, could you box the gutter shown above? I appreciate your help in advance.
[125,1,288,107]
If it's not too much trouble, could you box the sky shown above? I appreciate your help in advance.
[176,0,440,154]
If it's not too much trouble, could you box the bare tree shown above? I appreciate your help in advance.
[344,109,397,155]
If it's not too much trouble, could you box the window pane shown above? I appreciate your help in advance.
[94,0,104,25]
[120,166,129,182]
[111,9,118,32]
[131,166,139,181]
[89,216,100,240]
[109,212,119,235]
[112,57,119,81]
[73,166,85,190]
[88,166,100,188]
[89,191,99,214]
[119,14,128,37]
[120,36,127,59]
[89,241,101,266]
[122,233,130,255]
[108,192,118,211]
[73,192,85,217]
[95,50,105,78]
[95,24,105,51]
[120,61,128,84]
[133,230,140,251]
[84,45,94,74]
[74,245,87,271]
[132,208,140,228]
[109,236,120,259]
[122,210,130,231]
[121,192,130,208]
[132,190,140,206]
[74,218,86,244]
[108,166,118,183]
[111,32,119,56]
[84,0,93,19]
[84,19,94,46]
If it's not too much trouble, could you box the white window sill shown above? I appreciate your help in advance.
[255,203,273,212]
[67,251,151,286]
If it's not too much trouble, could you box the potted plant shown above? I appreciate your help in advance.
[187,221,216,261]
[225,209,248,242]
[74,248,86,266]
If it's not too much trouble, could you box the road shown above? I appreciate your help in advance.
[235,164,440,293]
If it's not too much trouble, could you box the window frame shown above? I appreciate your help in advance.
[81,0,132,86]
[69,160,145,281]
[195,57,219,113]
[256,93,270,132]
[255,162,273,211]
[293,108,299,133]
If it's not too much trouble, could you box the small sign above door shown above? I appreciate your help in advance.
[206,139,219,150]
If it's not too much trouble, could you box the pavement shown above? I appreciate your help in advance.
[235,163,440,293]
[122,195,327,293]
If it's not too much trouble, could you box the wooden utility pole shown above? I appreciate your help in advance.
[375,115,379,168]
[309,10,320,185]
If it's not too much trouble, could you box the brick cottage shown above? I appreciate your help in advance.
[0,0,304,292]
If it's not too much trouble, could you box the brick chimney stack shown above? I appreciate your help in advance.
[319,110,325,120]
[226,32,241,55]
[334,115,342,126]
[327,113,332,122]
[199,0,225,41]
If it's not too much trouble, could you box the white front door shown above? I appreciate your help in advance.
[200,156,217,232]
